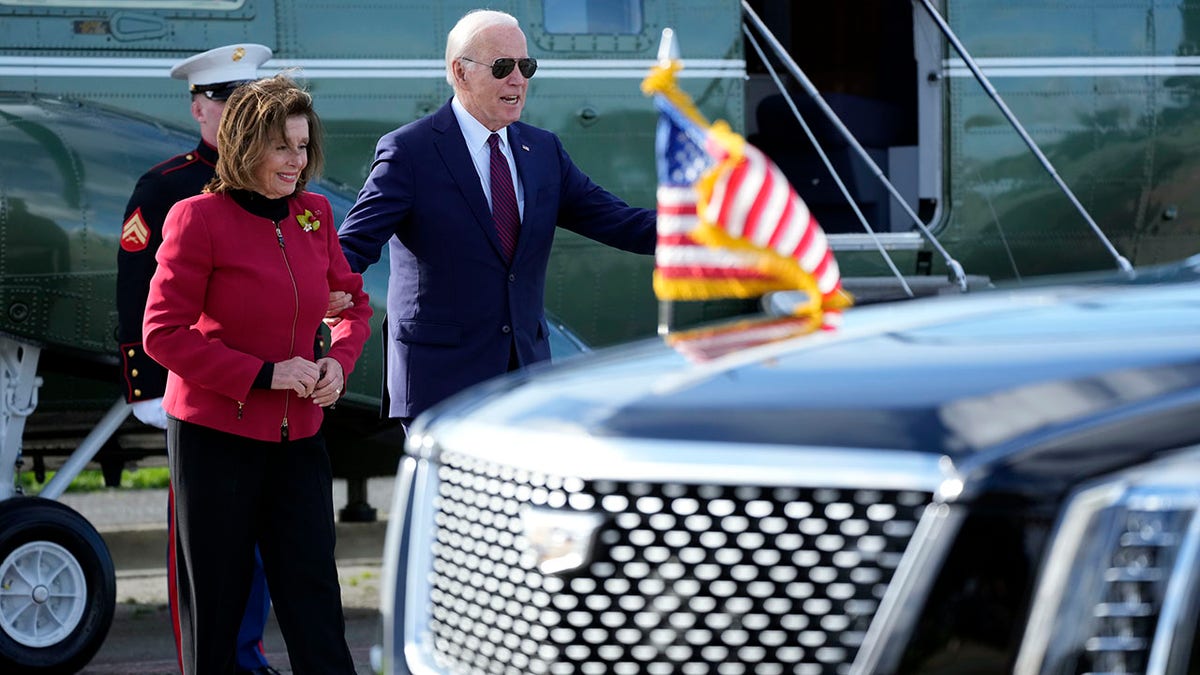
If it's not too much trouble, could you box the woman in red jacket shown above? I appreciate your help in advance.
[144,74,372,674]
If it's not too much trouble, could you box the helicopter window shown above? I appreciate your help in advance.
[543,0,642,35]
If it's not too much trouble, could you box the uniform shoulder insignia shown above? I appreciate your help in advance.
[121,208,151,252]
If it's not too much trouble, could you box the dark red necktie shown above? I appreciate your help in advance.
[488,133,520,262]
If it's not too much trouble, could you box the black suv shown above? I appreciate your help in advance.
[378,257,1200,675]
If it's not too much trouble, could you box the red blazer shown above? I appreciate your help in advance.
[144,191,372,442]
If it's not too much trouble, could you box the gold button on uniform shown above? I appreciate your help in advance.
[133,389,142,397]
[131,368,139,377]
[127,348,136,357]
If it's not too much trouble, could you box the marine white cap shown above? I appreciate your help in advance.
[169,43,273,99]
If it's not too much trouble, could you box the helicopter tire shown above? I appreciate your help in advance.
[0,497,116,674]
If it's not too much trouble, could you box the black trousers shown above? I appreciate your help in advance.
[167,418,355,674]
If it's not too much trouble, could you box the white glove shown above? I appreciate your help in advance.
[131,397,168,430]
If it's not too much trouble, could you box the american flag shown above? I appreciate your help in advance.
[652,96,770,301]
[650,92,848,314]
[701,133,844,304]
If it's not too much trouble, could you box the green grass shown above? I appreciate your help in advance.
[18,467,171,494]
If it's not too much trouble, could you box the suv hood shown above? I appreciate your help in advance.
[418,277,1200,465]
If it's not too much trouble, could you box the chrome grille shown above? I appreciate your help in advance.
[1081,508,1190,675]
[423,449,932,675]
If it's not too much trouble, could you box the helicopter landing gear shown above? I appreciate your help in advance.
[0,497,115,674]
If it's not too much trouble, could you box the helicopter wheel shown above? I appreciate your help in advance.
[0,497,116,674]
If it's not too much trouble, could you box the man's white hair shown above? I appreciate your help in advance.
[445,9,521,88]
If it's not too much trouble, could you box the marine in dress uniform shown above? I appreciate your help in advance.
[118,138,219,406]
[117,43,274,416]
[115,43,282,675]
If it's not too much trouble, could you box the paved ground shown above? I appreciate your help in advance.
[81,566,383,675]
[55,478,395,674]
[57,477,396,532]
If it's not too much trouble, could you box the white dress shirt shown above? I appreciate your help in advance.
[451,96,525,220]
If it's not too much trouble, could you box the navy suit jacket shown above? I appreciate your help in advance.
[339,99,656,419]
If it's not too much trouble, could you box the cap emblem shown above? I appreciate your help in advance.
[232,47,246,62]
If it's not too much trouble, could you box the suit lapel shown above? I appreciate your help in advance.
[430,102,507,260]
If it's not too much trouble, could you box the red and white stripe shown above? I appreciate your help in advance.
[702,141,842,298]
[654,185,764,281]
[668,316,837,363]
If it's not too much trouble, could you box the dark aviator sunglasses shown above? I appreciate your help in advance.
[461,56,538,79]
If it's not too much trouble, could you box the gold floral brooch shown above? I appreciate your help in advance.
[297,209,321,232]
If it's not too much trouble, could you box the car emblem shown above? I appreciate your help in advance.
[520,506,604,575]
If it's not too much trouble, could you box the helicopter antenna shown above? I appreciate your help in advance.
[913,0,1133,276]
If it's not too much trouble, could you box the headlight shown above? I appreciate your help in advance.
[1016,447,1200,675]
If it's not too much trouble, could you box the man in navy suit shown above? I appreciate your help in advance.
[339,8,656,425]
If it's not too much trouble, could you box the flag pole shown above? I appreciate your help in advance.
[652,27,681,333]
[657,301,674,336]
[657,27,679,63]
[655,27,680,337]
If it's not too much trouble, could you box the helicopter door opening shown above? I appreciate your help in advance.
[743,0,943,239]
